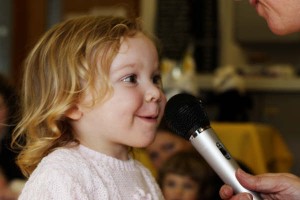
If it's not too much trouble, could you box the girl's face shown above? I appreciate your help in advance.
[249,0,300,35]
[162,173,199,200]
[70,33,166,159]
[146,131,192,169]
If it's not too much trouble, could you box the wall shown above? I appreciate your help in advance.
[139,0,157,35]
[0,0,12,76]
[218,1,248,67]
[11,0,47,85]
[139,0,249,68]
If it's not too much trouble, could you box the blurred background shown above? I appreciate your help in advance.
[1,0,300,175]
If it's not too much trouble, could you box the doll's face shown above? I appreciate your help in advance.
[162,173,199,200]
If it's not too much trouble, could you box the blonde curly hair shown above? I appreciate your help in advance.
[12,16,146,177]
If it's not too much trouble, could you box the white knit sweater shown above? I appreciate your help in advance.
[18,145,164,200]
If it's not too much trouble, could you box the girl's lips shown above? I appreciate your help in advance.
[138,116,158,124]
[138,114,159,123]
[140,115,158,120]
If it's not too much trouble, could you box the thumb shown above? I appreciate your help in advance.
[236,168,260,191]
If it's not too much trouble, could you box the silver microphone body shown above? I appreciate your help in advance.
[190,127,262,200]
[164,93,262,200]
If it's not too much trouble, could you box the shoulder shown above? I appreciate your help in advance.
[134,159,154,177]
[19,147,109,199]
[33,146,97,181]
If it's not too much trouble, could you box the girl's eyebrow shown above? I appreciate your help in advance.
[110,63,136,73]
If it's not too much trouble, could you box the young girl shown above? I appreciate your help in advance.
[158,151,223,200]
[13,16,166,199]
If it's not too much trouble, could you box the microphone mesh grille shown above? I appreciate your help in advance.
[164,93,210,140]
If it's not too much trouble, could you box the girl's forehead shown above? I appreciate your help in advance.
[110,33,157,70]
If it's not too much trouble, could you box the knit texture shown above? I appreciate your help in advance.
[19,145,164,200]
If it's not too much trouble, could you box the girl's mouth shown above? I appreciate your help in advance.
[138,114,159,123]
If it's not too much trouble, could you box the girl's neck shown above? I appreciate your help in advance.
[78,141,130,160]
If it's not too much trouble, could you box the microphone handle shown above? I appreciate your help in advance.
[190,128,262,200]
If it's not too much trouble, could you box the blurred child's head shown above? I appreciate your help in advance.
[146,119,193,169]
[0,74,18,133]
[158,151,223,200]
[14,16,166,176]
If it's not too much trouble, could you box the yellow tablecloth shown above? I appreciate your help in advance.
[211,122,293,174]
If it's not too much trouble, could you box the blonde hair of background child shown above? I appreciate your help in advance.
[12,16,149,177]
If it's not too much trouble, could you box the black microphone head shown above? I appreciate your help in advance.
[164,93,210,140]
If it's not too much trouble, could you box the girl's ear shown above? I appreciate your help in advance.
[65,105,83,120]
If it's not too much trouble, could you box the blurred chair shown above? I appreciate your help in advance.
[212,122,293,174]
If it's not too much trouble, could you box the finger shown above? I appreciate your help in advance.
[236,169,292,193]
[219,185,234,199]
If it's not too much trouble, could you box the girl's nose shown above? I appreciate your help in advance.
[145,84,163,103]
[173,186,184,197]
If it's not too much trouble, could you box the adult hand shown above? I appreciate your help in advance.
[219,168,300,200]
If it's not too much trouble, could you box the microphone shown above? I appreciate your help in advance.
[164,93,262,200]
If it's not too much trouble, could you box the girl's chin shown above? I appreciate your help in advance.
[132,135,156,148]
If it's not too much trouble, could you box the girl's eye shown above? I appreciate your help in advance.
[153,74,163,87]
[162,142,175,153]
[164,179,177,188]
[183,182,195,190]
[122,74,137,84]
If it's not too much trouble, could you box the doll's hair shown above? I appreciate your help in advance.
[12,15,147,177]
